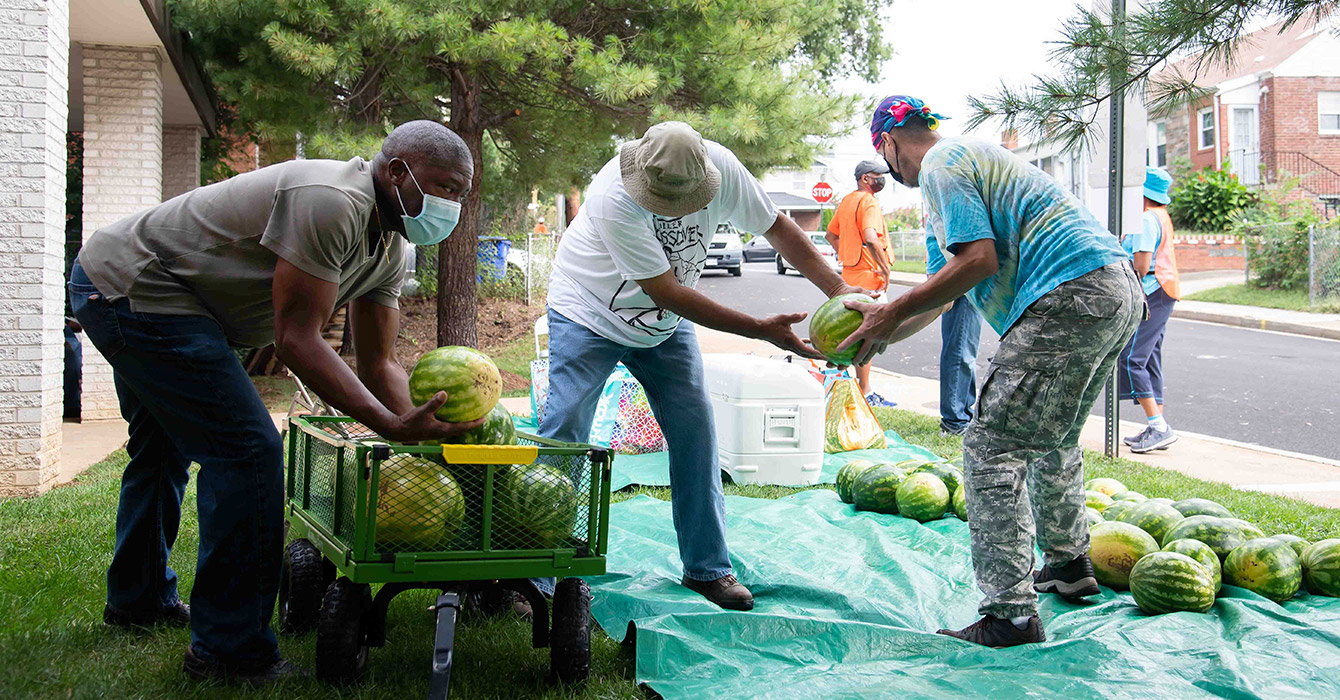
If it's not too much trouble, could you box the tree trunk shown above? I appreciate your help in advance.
[439,68,484,347]
[566,184,582,227]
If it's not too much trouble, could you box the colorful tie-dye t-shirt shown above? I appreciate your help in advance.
[922,137,1128,335]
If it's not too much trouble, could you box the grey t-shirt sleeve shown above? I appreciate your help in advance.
[260,185,360,284]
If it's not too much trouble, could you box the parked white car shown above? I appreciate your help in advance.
[777,233,841,274]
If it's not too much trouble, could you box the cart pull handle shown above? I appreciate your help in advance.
[438,445,540,465]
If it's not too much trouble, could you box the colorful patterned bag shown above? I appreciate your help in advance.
[531,359,667,454]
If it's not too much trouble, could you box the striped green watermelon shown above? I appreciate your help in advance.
[409,346,502,423]
[1120,501,1186,544]
[1085,478,1127,497]
[810,293,876,366]
[496,463,578,549]
[1129,552,1217,614]
[431,403,518,446]
[1271,534,1311,559]
[1301,539,1340,597]
[952,485,967,521]
[374,456,465,552]
[1090,521,1160,589]
[836,460,878,504]
[914,462,961,496]
[1103,501,1138,522]
[853,465,909,514]
[1162,538,1222,593]
[1085,508,1106,527]
[1160,515,1247,560]
[1147,497,1176,507]
[1112,491,1148,503]
[1086,490,1115,513]
[1225,518,1266,541]
[1172,498,1233,519]
[1224,538,1302,603]
[896,472,949,522]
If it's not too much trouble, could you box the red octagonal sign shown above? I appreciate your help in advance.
[811,182,834,203]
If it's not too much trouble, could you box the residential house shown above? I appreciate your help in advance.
[758,155,837,231]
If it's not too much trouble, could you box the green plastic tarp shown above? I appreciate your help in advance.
[587,491,1340,699]
[515,414,942,490]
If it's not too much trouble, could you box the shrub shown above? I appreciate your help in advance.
[1168,165,1254,231]
[1240,174,1318,291]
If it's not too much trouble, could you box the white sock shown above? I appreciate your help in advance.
[1010,615,1032,629]
[1147,413,1169,432]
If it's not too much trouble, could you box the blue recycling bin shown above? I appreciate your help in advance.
[477,236,512,283]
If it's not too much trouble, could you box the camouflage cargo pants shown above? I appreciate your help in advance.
[962,262,1144,619]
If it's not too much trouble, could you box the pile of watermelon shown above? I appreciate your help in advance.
[1082,477,1340,615]
[836,458,967,523]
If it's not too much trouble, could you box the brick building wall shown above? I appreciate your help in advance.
[790,210,821,231]
[1185,96,1229,172]
[79,44,162,421]
[1173,233,1247,273]
[161,124,202,201]
[1261,75,1340,176]
[0,0,70,497]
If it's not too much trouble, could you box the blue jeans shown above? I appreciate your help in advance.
[64,325,82,419]
[537,310,731,592]
[68,262,283,668]
[939,296,982,432]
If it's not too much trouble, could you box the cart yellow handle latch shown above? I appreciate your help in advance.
[439,444,540,465]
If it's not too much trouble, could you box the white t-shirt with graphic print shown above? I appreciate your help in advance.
[547,141,779,348]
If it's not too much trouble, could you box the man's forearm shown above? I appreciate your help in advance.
[278,334,398,433]
[648,284,765,339]
[889,254,990,320]
[361,360,414,415]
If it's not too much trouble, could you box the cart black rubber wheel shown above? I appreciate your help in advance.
[776,258,787,275]
[550,577,592,684]
[315,578,372,685]
[278,539,324,634]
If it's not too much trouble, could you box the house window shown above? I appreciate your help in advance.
[1147,121,1167,167]
[792,171,807,191]
[1029,156,1054,175]
[1198,108,1215,150]
[1319,92,1340,134]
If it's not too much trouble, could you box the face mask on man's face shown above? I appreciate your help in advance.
[394,159,462,246]
[881,139,906,187]
[868,176,886,193]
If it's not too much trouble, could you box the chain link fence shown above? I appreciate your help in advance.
[1311,224,1340,309]
[886,228,929,264]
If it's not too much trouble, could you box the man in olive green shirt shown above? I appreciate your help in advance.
[70,120,481,685]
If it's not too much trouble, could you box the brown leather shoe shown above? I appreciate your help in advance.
[104,600,190,629]
[681,574,754,611]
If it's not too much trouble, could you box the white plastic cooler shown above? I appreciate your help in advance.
[701,354,825,485]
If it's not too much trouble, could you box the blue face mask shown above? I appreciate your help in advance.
[394,160,461,246]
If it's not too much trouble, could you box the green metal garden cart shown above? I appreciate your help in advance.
[278,414,613,698]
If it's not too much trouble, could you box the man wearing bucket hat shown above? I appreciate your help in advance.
[1118,167,1182,453]
[836,96,1144,647]
[543,121,864,610]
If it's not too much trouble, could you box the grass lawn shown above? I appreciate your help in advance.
[1185,283,1340,314]
[489,332,538,398]
[3,408,1336,699]
[889,259,928,275]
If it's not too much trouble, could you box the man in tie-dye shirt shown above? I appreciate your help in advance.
[838,96,1144,648]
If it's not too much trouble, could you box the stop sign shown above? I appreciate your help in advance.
[811,182,834,203]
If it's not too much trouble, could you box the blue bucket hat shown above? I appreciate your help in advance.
[1144,167,1172,205]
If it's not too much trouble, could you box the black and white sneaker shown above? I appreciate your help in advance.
[1033,554,1101,599]
[937,615,1046,648]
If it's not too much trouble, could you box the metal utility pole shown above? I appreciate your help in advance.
[1103,0,1126,458]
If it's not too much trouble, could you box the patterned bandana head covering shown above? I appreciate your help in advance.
[869,95,948,147]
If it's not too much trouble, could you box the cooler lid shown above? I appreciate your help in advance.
[702,353,825,401]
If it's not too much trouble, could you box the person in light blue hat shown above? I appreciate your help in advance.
[1118,166,1182,453]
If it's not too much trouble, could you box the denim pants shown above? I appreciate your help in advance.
[538,310,732,591]
[68,261,283,668]
[63,325,82,419]
[1118,286,1175,404]
[939,296,982,431]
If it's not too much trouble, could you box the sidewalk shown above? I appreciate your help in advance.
[888,269,1340,341]
[693,326,1340,509]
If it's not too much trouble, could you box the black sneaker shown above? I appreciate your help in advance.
[937,615,1045,648]
[1033,554,1101,599]
[182,647,300,687]
[104,600,190,629]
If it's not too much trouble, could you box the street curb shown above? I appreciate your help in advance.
[1169,308,1340,341]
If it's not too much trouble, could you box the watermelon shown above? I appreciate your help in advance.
[896,472,950,522]
[496,463,579,549]
[952,485,967,521]
[1130,552,1217,614]
[1162,538,1223,593]
[439,403,517,446]
[1085,490,1115,513]
[1103,501,1138,522]
[1122,501,1186,544]
[374,456,465,551]
[853,465,909,514]
[1224,538,1302,603]
[1147,497,1176,506]
[1225,518,1266,540]
[1090,521,1161,589]
[409,346,502,423]
[1112,490,1147,503]
[1301,539,1340,597]
[914,462,962,496]
[836,460,878,504]
[1160,515,1247,560]
[1085,478,1127,497]
[1172,498,1233,519]
[810,293,877,366]
[1085,508,1106,527]
[1271,534,1311,559]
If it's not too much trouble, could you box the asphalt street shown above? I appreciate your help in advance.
[699,261,1340,460]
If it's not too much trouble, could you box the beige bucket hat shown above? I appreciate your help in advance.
[619,121,721,218]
